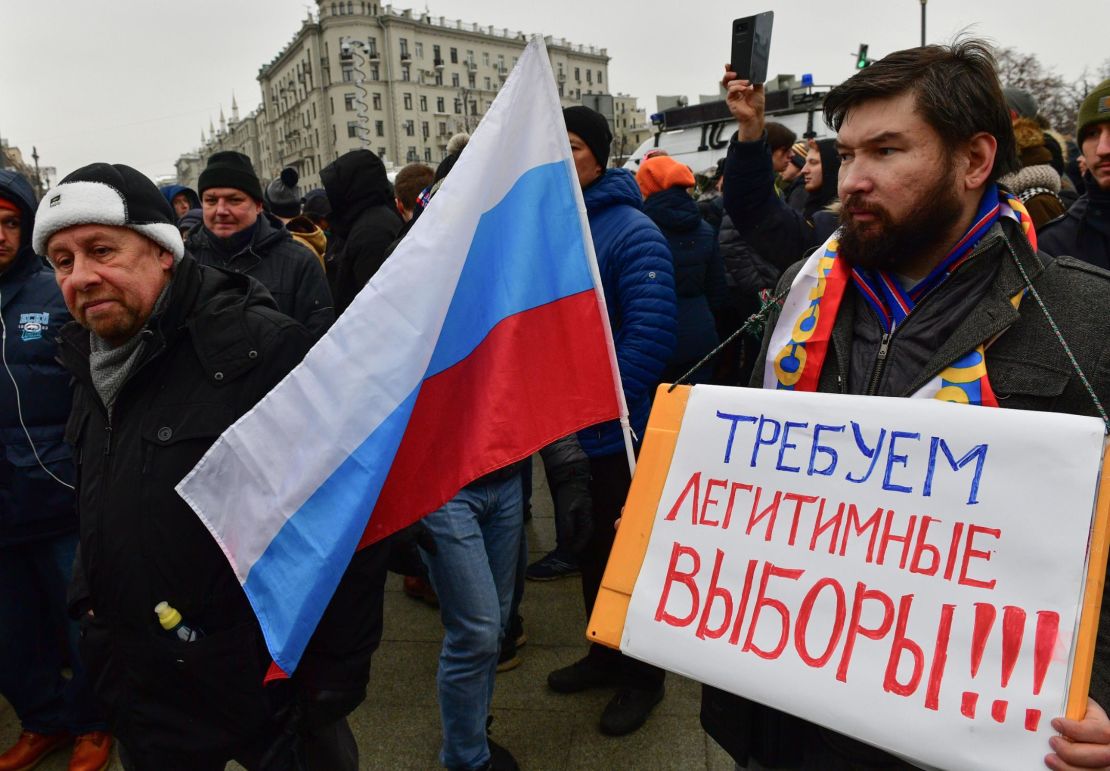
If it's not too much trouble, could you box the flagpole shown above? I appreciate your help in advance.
[531,35,637,478]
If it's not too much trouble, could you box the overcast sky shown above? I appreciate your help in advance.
[3,0,1105,183]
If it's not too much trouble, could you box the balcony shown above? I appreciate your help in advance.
[433,57,444,69]
[400,51,411,61]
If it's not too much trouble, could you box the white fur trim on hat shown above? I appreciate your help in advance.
[32,180,185,262]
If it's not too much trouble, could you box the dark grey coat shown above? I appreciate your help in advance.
[704,215,1110,768]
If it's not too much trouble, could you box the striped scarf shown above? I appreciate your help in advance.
[764,185,1037,406]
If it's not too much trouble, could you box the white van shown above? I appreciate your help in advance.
[622,88,834,176]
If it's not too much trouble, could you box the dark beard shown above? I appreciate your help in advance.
[837,167,964,273]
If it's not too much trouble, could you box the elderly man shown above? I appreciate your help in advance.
[185,151,333,339]
[1040,78,1110,268]
[33,162,313,770]
[704,41,1110,771]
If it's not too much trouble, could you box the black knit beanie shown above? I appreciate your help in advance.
[33,162,184,262]
[265,167,302,218]
[563,106,612,170]
[199,151,263,201]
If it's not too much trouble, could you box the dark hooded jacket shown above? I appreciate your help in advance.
[159,184,200,219]
[704,214,1110,769]
[576,169,677,457]
[185,212,334,340]
[61,256,313,755]
[723,134,839,273]
[802,138,841,220]
[1039,173,1110,270]
[642,186,726,379]
[0,170,76,547]
[321,150,403,315]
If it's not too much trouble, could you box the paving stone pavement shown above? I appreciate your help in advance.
[0,457,732,769]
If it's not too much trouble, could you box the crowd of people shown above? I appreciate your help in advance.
[1,35,1109,771]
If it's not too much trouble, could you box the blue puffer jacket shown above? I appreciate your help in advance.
[577,169,677,457]
[0,170,76,546]
[643,187,727,376]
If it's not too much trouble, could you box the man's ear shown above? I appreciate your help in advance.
[964,132,997,191]
[157,247,175,271]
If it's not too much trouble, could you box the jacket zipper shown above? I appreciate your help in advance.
[861,234,1001,396]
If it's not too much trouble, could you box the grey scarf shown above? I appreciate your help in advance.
[89,281,172,412]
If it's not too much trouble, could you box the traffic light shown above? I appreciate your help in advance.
[856,43,870,69]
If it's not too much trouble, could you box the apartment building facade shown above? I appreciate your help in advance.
[178,2,611,191]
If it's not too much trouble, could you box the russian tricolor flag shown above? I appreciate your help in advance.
[176,37,627,674]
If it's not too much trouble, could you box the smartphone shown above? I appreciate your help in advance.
[730,11,774,84]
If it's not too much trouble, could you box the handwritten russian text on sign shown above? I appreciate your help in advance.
[619,386,1104,770]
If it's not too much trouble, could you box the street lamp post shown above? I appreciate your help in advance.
[920,0,927,47]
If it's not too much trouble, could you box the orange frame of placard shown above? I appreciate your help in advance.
[586,384,1110,721]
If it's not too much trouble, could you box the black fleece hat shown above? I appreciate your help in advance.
[33,162,184,262]
[265,167,302,218]
[302,189,331,220]
[563,106,612,170]
[199,151,263,201]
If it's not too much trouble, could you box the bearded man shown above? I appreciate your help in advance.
[708,40,1110,771]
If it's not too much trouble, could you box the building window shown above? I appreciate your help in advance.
[424,147,433,161]
[367,37,377,56]
[344,93,356,111]
[574,67,580,81]
[414,42,423,58]
[468,72,476,88]
[466,50,474,65]
[498,54,505,68]
[347,121,360,138]
[403,93,413,110]
[399,38,409,57]
[558,82,564,97]
[433,44,441,63]
[407,146,418,162]
[372,92,382,109]
[436,97,445,112]
[586,70,592,84]
[470,100,477,115]
[434,71,443,86]
[597,70,603,84]
[370,64,379,80]
[421,121,429,139]
[401,65,410,81]
[454,98,461,114]
[375,120,384,136]
[482,52,490,66]
[450,47,458,64]
[404,120,415,136]
[451,73,459,87]
[438,120,447,135]
[484,77,491,90]
[342,65,354,82]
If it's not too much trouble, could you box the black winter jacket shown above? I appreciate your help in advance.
[321,150,403,315]
[0,170,76,546]
[642,187,726,374]
[1039,176,1110,270]
[704,215,1110,769]
[61,256,314,755]
[723,135,838,271]
[185,213,334,340]
[719,213,781,302]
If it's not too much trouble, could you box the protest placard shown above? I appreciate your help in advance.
[589,384,1109,770]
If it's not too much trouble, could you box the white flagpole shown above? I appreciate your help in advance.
[531,35,637,477]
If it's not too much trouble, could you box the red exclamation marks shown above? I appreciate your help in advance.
[962,602,996,718]
[992,606,1026,722]
[1025,611,1060,732]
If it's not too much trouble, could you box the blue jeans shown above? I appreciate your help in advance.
[421,473,523,770]
[0,532,105,735]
